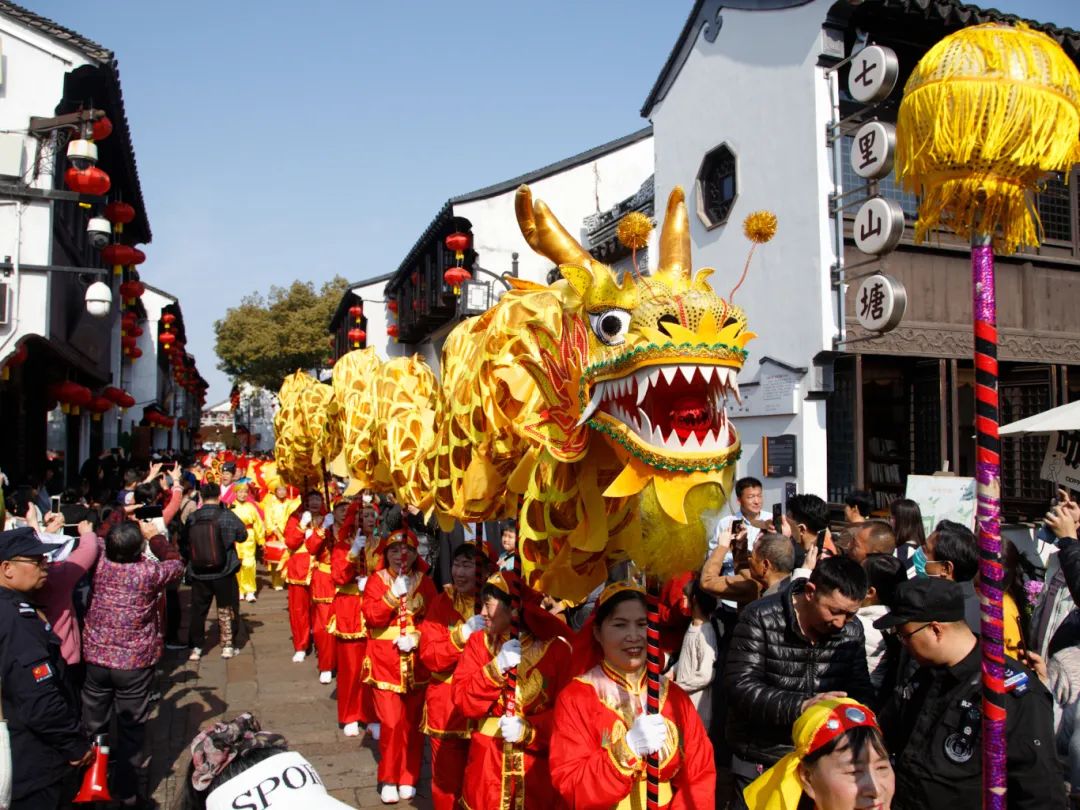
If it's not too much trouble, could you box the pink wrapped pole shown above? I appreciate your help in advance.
[972,232,1006,809]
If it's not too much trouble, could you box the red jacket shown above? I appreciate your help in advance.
[282,508,324,586]
[452,630,573,810]
[328,536,364,639]
[361,568,436,693]
[418,586,477,737]
[550,664,716,809]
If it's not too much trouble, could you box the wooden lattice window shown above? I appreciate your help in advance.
[695,143,737,229]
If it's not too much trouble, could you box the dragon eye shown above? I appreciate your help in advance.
[589,309,631,346]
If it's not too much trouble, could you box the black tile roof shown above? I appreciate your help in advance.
[641,0,1080,117]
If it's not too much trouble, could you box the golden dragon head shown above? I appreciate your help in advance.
[516,185,757,522]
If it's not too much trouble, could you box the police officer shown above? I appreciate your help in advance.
[876,577,1065,809]
[0,527,90,807]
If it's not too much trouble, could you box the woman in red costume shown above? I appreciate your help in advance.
[362,525,437,805]
[328,499,378,737]
[549,582,716,809]
[418,543,490,810]
[282,491,326,663]
[310,499,342,684]
[451,570,573,810]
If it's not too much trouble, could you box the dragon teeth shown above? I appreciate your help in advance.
[660,366,678,386]
[577,383,604,427]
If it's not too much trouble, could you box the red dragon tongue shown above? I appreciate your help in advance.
[669,396,711,442]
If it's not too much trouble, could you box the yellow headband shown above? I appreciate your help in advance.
[743,698,879,810]
[596,581,646,609]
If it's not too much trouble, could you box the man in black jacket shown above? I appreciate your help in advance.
[724,556,873,807]
[180,483,247,661]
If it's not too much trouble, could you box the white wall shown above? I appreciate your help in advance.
[649,0,836,506]
[454,135,655,287]
[0,18,97,363]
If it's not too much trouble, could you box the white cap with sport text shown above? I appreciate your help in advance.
[206,751,353,810]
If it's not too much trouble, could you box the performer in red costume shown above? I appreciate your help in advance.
[310,499,342,684]
[283,491,325,663]
[362,526,437,805]
[550,582,716,809]
[329,499,378,737]
[418,543,490,810]
[451,570,573,810]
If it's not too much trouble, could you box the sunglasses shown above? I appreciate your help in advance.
[889,622,932,643]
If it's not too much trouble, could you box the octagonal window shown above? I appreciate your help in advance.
[695,143,737,230]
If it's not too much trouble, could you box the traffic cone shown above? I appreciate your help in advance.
[73,734,111,803]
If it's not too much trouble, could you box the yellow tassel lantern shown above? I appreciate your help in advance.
[896,22,1080,253]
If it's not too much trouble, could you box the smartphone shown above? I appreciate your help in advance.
[134,504,163,521]
[772,503,783,533]
[816,529,828,554]
[50,495,61,514]
[1016,613,1030,653]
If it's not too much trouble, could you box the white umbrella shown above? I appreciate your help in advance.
[999,400,1080,436]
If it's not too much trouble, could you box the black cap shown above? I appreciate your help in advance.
[873,577,965,629]
[221,462,237,473]
[0,528,55,562]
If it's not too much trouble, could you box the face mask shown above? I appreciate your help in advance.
[912,546,928,578]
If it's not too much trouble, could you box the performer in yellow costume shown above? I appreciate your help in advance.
[260,477,299,590]
[230,480,265,602]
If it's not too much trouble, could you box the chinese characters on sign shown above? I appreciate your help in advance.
[853,197,904,255]
[851,121,896,180]
[1041,431,1080,490]
[854,274,907,333]
[847,45,899,104]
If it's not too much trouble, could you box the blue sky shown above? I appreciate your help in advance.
[21,0,1080,402]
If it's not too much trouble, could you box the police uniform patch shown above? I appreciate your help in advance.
[31,662,53,683]
[944,731,975,763]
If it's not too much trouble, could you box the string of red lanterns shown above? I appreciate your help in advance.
[444,231,472,294]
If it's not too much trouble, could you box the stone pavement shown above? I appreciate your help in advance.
[146,577,432,809]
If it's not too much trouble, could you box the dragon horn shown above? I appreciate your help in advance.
[515,185,594,268]
[659,186,692,280]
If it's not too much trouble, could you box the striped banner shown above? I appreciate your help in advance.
[646,578,661,810]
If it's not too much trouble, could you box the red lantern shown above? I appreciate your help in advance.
[64,166,110,196]
[132,325,144,338]
[348,304,363,322]
[88,397,113,420]
[67,384,92,413]
[115,390,135,409]
[347,327,366,347]
[91,115,113,142]
[159,331,174,350]
[119,281,140,303]
[130,247,146,265]
[1,343,27,381]
[444,266,472,294]
[387,299,399,314]
[444,232,471,254]
[130,347,143,360]
[121,335,136,353]
[387,324,399,339]
[104,201,135,225]
[101,244,136,266]
[162,313,176,325]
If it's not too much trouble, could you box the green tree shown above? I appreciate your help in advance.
[215,276,349,391]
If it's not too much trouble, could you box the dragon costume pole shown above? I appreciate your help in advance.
[972,228,1006,808]
[645,576,661,810]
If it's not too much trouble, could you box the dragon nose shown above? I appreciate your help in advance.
[657,314,680,337]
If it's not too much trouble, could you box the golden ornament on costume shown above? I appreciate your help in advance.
[895,22,1080,253]
[272,186,770,600]
[743,210,778,244]
[616,211,653,251]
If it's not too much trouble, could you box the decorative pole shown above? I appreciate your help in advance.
[645,577,662,810]
[895,23,1080,807]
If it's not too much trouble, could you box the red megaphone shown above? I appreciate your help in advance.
[74,734,112,803]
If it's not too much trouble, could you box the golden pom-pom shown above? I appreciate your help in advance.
[743,210,778,244]
[616,211,653,251]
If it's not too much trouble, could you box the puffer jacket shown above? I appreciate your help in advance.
[724,578,874,766]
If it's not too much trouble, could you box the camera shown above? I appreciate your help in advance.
[66,139,98,170]
[86,217,111,249]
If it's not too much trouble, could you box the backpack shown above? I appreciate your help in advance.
[187,509,226,572]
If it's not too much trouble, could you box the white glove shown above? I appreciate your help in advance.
[299,511,312,529]
[394,634,418,653]
[625,713,667,757]
[321,513,335,530]
[499,715,525,744]
[459,614,486,642]
[356,576,368,591]
[495,639,521,673]
[390,575,410,597]
[352,530,367,548]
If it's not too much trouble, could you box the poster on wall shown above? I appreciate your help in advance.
[1040,431,1080,491]
[904,474,976,533]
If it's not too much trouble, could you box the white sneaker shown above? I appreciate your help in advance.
[188,647,202,661]
[380,784,399,804]
[343,722,360,737]
[221,646,237,659]
[319,670,333,684]
[398,785,416,800]
[292,650,306,663]
[368,722,381,741]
